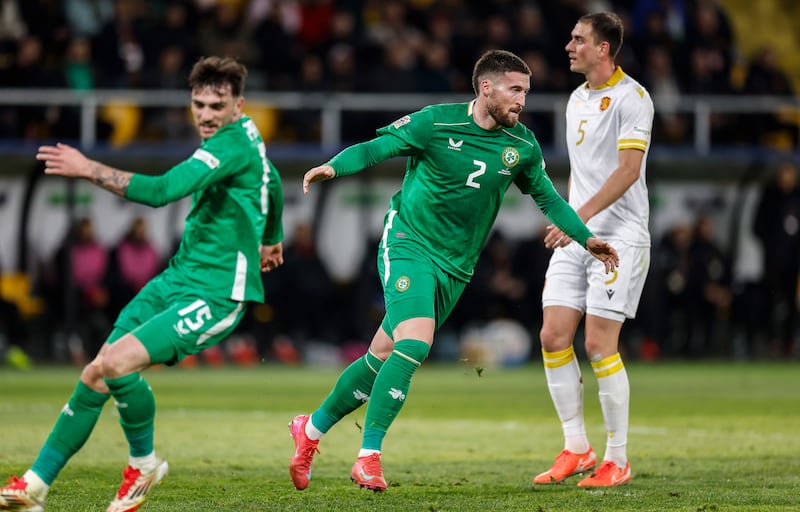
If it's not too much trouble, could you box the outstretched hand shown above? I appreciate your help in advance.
[543,224,573,249]
[585,237,619,274]
[302,165,336,194]
[36,143,91,178]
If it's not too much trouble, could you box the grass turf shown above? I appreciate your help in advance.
[1,361,798,511]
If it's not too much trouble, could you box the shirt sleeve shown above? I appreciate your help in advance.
[262,160,284,245]
[617,87,654,152]
[327,133,418,177]
[529,169,594,247]
[126,131,241,207]
[327,108,432,176]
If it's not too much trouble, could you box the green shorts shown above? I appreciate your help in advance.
[108,273,246,365]
[377,240,467,336]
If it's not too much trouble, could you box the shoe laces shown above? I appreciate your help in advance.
[3,475,27,491]
[294,425,320,462]
[297,441,320,465]
[116,466,142,499]
[360,453,383,476]
[589,460,617,478]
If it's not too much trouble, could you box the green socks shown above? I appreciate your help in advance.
[104,373,156,457]
[361,339,430,451]
[312,350,385,433]
[32,381,109,485]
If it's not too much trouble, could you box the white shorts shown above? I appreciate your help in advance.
[541,241,650,322]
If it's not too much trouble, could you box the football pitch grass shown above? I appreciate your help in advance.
[1,361,798,511]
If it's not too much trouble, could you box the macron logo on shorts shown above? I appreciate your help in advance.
[192,149,220,169]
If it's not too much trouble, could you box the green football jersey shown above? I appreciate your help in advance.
[372,101,590,281]
[126,115,284,302]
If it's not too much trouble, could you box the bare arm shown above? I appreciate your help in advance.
[544,148,644,249]
[575,148,643,221]
[36,143,134,198]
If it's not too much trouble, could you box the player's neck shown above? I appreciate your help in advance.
[585,63,617,90]
[472,100,500,131]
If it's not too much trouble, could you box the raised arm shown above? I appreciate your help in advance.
[303,133,417,194]
[37,143,133,197]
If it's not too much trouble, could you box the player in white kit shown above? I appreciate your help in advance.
[532,12,654,488]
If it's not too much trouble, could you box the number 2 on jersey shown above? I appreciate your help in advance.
[466,160,486,189]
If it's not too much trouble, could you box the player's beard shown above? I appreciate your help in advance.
[488,101,519,128]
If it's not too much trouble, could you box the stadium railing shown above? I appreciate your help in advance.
[0,89,797,157]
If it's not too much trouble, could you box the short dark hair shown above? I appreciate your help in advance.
[471,49,531,95]
[188,56,248,97]
[579,12,624,59]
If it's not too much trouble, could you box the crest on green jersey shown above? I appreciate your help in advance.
[502,147,520,168]
[395,276,411,292]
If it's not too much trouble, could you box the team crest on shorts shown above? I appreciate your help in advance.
[395,276,411,292]
[502,147,520,168]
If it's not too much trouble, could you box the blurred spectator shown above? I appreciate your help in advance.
[63,0,114,38]
[266,222,339,348]
[511,3,553,59]
[416,40,456,93]
[480,13,513,54]
[196,1,257,69]
[297,0,335,54]
[6,35,57,139]
[652,223,693,356]
[364,0,424,53]
[44,217,111,363]
[62,36,95,91]
[754,161,800,357]
[252,1,303,90]
[365,39,419,93]
[511,226,554,338]
[682,0,734,96]
[106,216,162,319]
[642,45,689,145]
[685,214,732,357]
[741,46,797,148]
[325,42,359,92]
[144,0,199,69]
[139,45,196,142]
[631,0,688,44]
[45,36,115,142]
[0,0,26,40]
[92,0,148,87]
[453,230,527,331]
[17,0,70,62]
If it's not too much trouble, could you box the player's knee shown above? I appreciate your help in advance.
[583,339,615,361]
[100,347,133,379]
[80,360,107,391]
[539,325,571,352]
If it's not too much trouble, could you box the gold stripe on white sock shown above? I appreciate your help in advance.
[542,346,576,369]
[591,353,624,378]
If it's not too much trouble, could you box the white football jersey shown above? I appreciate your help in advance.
[565,67,654,245]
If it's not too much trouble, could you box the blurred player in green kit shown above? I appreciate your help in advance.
[288,49,619,492]
[0,56,284,512]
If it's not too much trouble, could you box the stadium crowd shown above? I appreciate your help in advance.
[0,0,796,147]
[1,0,799,366]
